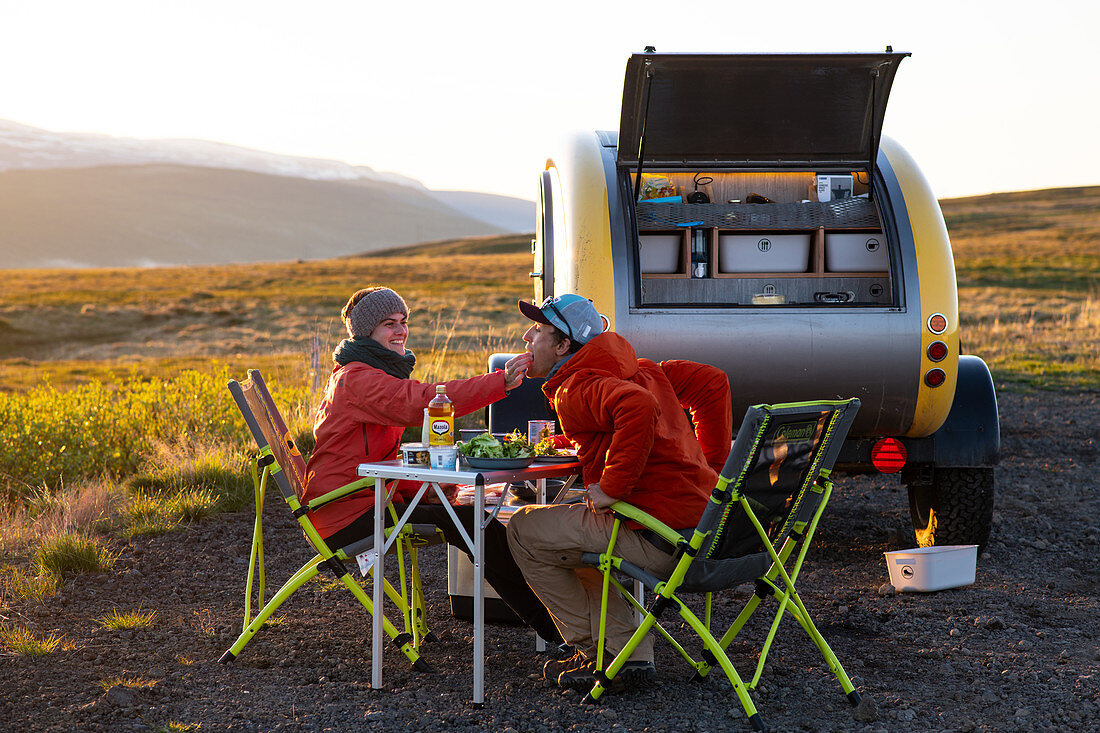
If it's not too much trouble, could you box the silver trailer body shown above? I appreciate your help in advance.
[531,52,999,549]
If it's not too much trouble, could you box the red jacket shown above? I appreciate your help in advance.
[304,362,506,538]
[543,332,732,530]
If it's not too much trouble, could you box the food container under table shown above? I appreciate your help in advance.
[884,545,978,592]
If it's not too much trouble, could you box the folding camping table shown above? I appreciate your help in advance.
[356,458,581,705]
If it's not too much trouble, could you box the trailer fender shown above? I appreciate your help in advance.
[932,355,1000,467]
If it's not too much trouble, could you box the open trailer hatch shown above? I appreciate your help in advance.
[618,52,909,171]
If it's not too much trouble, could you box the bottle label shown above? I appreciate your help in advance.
[429,418,454,445]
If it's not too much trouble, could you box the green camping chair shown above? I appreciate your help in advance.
[580,399,861,731]
[219,369,440,670]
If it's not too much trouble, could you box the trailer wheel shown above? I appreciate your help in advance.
[907,468,994,552]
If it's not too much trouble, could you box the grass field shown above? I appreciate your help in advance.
[0,190,1096,608]
[2,189,1096,395]
[943,185,1099,391]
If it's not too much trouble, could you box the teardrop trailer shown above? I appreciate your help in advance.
[517,51,999,549]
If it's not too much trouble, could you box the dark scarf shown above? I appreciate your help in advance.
[333,336,416,379]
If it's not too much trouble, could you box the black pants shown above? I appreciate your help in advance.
[325,503,562,644]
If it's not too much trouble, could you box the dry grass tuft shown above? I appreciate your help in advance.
[98,675,157,691]
[97,606,158,630]
[0,625,66,657]
[155,722,202,732]
[0,505,32,553]
[28,479,127,539]
[1,565,61,604]
[34,531,116,577]
[193,609,219,638]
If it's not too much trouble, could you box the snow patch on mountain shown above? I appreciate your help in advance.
[0,119,424,188]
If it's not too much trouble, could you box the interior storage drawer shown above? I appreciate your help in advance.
[639,232,687,275]
[718,233,811,273]
[825,231,888,272]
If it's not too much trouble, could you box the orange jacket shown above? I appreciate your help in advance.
[304,362,506,538]
[543,332,732,530]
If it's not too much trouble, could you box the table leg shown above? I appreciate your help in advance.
[534,476,547,653]
[473,476,484,705]
[372,478,385,689]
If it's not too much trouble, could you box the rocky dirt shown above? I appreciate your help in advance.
[2,390,1098,732]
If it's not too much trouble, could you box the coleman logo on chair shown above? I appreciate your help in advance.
[776,422,818,445]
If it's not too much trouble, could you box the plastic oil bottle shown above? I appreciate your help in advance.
[427,385,454,446]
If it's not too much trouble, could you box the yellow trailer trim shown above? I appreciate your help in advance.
[881,138,958,436]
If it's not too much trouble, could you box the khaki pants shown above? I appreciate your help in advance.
[506,503,678,663]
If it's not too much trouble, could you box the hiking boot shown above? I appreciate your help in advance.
[542,649,592,681]
[542,640,576,658]
[559,660,656,693]
[556,657,600,690]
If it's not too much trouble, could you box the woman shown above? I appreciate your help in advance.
[303,286,559,643]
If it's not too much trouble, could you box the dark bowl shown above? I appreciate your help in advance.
[461,455,536,470]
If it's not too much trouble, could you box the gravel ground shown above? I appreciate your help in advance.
[2,390,1098,733]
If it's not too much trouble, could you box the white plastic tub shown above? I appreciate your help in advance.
[639,233,684,274]
[825,232,889,272]
[718,233,811,273]
[884,545,978,592]
[428,445,458,470]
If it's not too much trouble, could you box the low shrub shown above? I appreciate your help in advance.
[0,367,310,503]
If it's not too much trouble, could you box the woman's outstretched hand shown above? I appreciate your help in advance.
[503,353,532,391]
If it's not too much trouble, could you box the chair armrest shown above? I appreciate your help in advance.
[307,477,375,510]
[610,501,685,546]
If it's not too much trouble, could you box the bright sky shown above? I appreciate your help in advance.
[1,0,1097,201]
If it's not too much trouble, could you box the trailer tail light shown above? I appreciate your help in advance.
[871,438,907,473]
[927,313,948,334]
[924,368,946,387]
[927,340,948,362]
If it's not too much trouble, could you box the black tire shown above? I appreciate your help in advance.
[907,467,994,551]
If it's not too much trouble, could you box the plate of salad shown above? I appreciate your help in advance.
[532,437,579,463]
[458,431,536,469]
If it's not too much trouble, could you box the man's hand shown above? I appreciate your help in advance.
[503,353,532,391]
[585,482,616,514]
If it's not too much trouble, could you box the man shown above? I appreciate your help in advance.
[506,294,732,692]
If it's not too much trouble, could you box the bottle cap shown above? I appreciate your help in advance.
[436,385,446,394]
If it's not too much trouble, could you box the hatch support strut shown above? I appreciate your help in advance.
[866,66,879,202]
[631,62,654,202]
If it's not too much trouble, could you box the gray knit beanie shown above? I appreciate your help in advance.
[344,288,409,338]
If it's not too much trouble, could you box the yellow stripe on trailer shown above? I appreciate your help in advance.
[548,133,617,330]
[881,138,958,437]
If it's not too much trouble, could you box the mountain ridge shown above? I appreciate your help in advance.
[0,120,536,267]
[0,163,516,268]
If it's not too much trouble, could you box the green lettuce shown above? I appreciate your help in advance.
[458,431,533,459]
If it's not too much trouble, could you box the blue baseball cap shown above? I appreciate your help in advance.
[519,294,607,345]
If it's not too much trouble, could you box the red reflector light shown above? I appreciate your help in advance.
[927,340,948,362]
[872,438,907,473]
[925,368,946,387]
